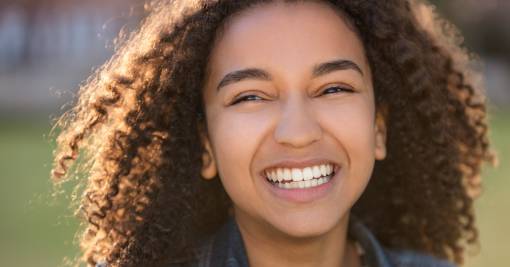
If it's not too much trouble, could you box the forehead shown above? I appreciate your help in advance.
[206,1,369,82]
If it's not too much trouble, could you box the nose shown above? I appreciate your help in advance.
[273,96,322,148]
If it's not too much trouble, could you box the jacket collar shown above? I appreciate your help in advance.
[199,215,393,267]
[348,215,393,267]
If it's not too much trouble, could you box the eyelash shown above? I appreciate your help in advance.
[319,85,355,96]
[230,94,264,105]
[229,86,354,106]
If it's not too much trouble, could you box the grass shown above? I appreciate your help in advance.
[465,109,510,267]
[0,111,508,267]
[0,119,80,266]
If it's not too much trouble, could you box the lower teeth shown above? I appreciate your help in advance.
[272,174,332,189]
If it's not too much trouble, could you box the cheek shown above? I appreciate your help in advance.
[315,98,377,215]
[207,109,272,203]
[318,98,376,178]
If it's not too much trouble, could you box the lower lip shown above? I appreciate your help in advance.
[262,170,338,203]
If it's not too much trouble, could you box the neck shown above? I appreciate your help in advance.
[234,210,360,267]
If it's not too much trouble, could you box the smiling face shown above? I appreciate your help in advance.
[201,1,387,239]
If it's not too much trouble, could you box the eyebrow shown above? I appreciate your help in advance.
[216,59,364,92]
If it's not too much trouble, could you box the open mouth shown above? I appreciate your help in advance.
[263,163,338,190]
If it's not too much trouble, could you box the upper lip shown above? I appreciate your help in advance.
[260,158,340,176]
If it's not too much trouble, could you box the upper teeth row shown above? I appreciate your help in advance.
[264,164,335,183]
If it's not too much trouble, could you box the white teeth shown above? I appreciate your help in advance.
[275,174,332,189]
[268,171,276,181]
[276,168,284,182]
[283,168,291,180]
[302,167,314,181]
[320,164,328,176]
[291,168,303,182]
[266,170,278,182]
[265,163,336,183]
[312,166,322,178]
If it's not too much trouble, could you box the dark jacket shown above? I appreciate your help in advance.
[185,215,457,267]
[96,215,457,267]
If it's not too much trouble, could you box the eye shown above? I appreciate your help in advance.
[230,94,265,106]
[320,85,355,96]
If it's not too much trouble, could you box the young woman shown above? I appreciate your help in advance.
[51,0,495,266]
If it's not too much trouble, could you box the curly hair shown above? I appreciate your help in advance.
[50,0,496,266]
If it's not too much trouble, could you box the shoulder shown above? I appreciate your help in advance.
[385,249,458,267]
[348,215,457,267]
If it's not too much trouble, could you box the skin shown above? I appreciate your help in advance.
[200,1,387,267]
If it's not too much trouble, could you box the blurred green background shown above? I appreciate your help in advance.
[0,0,508,266]
[0,111,508,266]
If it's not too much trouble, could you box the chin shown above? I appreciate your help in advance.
[271,214,342,239]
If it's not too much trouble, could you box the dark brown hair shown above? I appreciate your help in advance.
[51,0,496,266]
